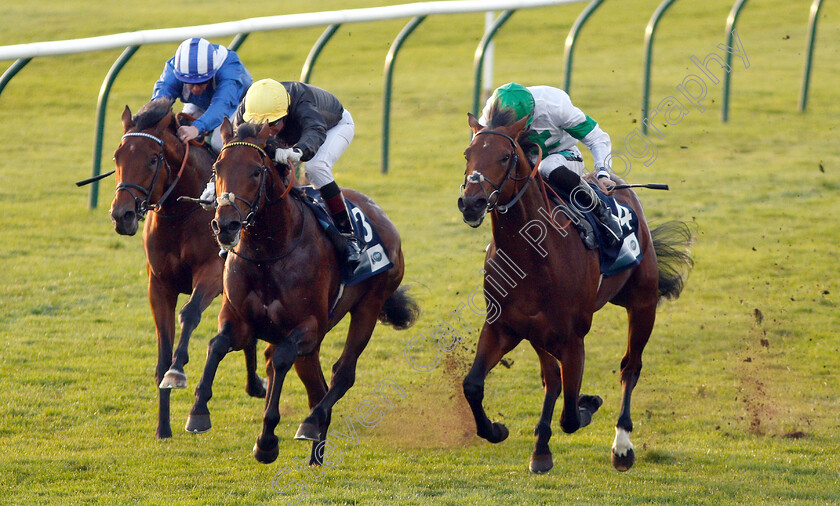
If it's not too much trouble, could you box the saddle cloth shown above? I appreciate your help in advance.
[296,186,394,286]
[552,183,644,278]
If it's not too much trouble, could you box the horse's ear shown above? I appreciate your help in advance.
[122,106,134,132]
[257,122,273,142]
[467,112,483,134]
[156,111,172,132]
[507,114,530,138]
[220,117,234,144]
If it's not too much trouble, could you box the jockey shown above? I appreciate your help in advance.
[203,78,362,269]
[152,38,252,152]
[479,82,623,244]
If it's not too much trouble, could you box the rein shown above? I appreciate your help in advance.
[462,129,541,214]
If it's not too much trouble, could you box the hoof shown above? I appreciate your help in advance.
[185,414,211,434]
[529,453,553,474]
[294,422,321,442]
[578,394,603,414]
[159,369,187,389]
[246,376,268,398]
[253,440,279,464]
[611,447,635,472]
[156,426,173,439]
[488,422,509,444]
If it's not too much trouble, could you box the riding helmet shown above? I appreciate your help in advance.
[243,79,291,124]
[173,38,228,84]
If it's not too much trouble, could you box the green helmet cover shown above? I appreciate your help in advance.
[491,83,535,127]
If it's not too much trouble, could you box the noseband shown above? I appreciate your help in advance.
[214,141,295,229]
[459,129,539,214]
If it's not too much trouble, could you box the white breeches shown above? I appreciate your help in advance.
[537,146,586,178]
[181,103,235,153]
[304,109,355,189]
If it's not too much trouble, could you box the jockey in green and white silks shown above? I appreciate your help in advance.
[479,83,623,243]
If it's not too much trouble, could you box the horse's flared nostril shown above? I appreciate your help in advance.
[211,219,221,234]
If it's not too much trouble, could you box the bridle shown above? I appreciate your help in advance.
[214,141,295,229]
[115,129,193,219]
[459,129,540,214]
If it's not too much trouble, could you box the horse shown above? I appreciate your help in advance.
[457,111,694,473]
[108,98,267,439]
[185,118,419,464]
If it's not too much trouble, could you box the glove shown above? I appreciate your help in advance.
[199,179,215,210]
[275,147,302,165]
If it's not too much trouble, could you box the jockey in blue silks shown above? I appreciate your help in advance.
[152,38,252,152]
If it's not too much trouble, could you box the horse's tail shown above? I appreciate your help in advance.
[651,221,695,302]
[379,286,420,330]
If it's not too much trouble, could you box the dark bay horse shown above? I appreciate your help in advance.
[458,112,693,472]
[109,99,266,438]
[186,118,418,464]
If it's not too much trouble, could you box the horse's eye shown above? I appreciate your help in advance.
[501,154,510,162]
[252,169,261,178]
[149,156,158,168]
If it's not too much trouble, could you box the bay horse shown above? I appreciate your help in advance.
[458,112,693,472]
[186,118,418,464]
[109,99,267,439]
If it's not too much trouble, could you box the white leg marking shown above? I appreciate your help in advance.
[612,427,634,457]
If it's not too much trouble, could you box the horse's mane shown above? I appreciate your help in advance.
[133,98,175,131]
[486,103,538,167]
[234,122,262,140]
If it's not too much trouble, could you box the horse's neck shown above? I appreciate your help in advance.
[490,179,576,267]
[243,188,303,252]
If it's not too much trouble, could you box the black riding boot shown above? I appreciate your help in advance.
[548,168,622,245]
[319,182,363,269]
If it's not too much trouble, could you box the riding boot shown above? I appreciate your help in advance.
[319,182,363,269]
[548,168,622,245]
[571,180,623,245]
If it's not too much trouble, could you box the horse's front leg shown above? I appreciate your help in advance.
[148,275,178,439]
[244,339,267,399]
[253,333,300,464]
[552,334,602,436]
[294,301,380,443]
[160,270,220,390]
[185,307,246,434]
[462,323,521,444]
[529,347,563,474]
[292,353,329,466]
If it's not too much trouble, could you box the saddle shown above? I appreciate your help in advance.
[293,186,394,286]
[543,176,644,278]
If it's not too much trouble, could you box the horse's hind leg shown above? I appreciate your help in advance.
[612,299,656,472]
[161,275,219,390]
[148,277,177,439]
[530,347,562,474]
[463,324,521,444]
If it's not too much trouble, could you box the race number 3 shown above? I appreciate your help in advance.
[351,207,374,243]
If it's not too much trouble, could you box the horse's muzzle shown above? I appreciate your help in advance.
[110,202,139,236]
[211,215,241,249]
[458,195,487,228]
